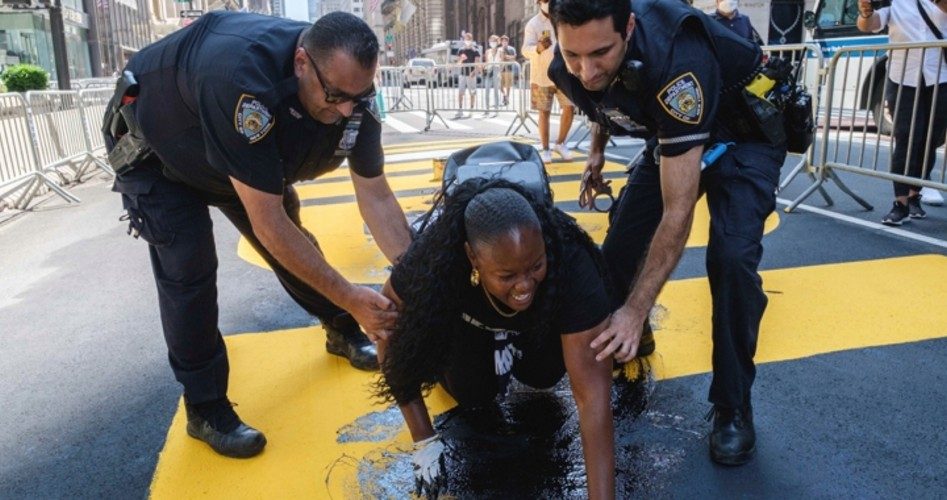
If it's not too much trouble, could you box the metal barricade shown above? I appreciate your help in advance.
[424,61,525,132]
[786,40,947,212]
[376,65,431,128]
[27,90,110,185]
[70,77,117,90]
[0,92,80,209]
[77,88,114,177]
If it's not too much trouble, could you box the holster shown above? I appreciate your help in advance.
[102,71,154,176]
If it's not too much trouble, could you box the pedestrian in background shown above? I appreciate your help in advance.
[455,32,481,119]
[499,35,517,106]
[483,34,503,117]
[523,0,575,163]
[711,0,764,45]
[858,0,947,225]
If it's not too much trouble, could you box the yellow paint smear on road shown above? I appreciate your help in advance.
[150,254,947,499]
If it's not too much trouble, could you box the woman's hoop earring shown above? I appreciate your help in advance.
[470,268,480,286]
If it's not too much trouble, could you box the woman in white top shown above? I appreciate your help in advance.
[858,0,947,224]
[483,34,504,116]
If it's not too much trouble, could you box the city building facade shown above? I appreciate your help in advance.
[0,0,95,80]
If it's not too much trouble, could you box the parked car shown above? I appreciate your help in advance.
[403,58,436,87]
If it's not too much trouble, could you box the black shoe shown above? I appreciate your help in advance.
[185,398,266,458]
[881,201,910,226]
[707,405,755,466]
[637,326,656,357]
[908,194,927,219]
[322,312,379,371]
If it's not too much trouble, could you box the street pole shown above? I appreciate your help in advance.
[49,0,71,89]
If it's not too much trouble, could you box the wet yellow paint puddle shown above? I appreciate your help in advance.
[150,254,947,498]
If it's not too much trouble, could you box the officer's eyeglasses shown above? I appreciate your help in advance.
[303,48,376,104]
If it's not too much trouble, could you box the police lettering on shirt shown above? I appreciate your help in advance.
[658,72,703,125]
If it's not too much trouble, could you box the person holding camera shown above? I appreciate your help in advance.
[548,0,787,466]
[858,0,947,224]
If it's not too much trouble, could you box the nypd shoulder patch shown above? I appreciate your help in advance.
[657,72,703,125]
[234,94,275,143]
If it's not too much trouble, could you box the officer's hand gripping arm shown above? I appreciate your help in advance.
[626,146,701,317]
[230,176,397,333]
[593,146,701,362]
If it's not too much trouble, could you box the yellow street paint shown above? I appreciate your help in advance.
[237,194,435,284]
[148,326,457,499]
[239,157,778,281]
[648,254,947,379]
[149,254,947,498]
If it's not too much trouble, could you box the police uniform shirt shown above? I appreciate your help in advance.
[126,11,383,198]
[549,0,761,158]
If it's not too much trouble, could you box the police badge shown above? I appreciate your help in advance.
[658,72,703,125]
[234,94,275,143]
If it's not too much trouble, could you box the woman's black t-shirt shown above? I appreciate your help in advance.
[390,236,611,394]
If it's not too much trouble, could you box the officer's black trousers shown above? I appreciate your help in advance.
[603,143,784,409]
[114,165,346,404]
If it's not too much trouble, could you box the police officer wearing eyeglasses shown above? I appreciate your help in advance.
[547,0,787,466]
[106,11,412,458]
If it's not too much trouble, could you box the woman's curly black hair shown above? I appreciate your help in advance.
[373,178,609,405]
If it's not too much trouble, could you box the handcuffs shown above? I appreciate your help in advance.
[578,142,734,213]
[578,169,614,213]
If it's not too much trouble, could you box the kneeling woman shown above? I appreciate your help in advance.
[373,179,615,499]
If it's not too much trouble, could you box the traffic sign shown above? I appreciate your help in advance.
[179,9,202,18]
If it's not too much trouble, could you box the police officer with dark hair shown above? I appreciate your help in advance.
[106,11,412,458]
[548,0,786,466]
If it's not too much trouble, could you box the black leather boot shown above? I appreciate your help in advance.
[636,323,656,357]
[185,398,266,458]
[322,312,379,371]
[708,404,755,465]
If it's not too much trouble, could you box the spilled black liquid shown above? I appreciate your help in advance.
[330,358,686,498]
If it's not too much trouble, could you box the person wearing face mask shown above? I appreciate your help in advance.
[104,12,412,458]
[372,178,616,499]
[454,32,482,119]
[548,0,787,466]
[483,34,504,116]
[711,0,763,45]
[523,0,576,163]
[858,0,947,222]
